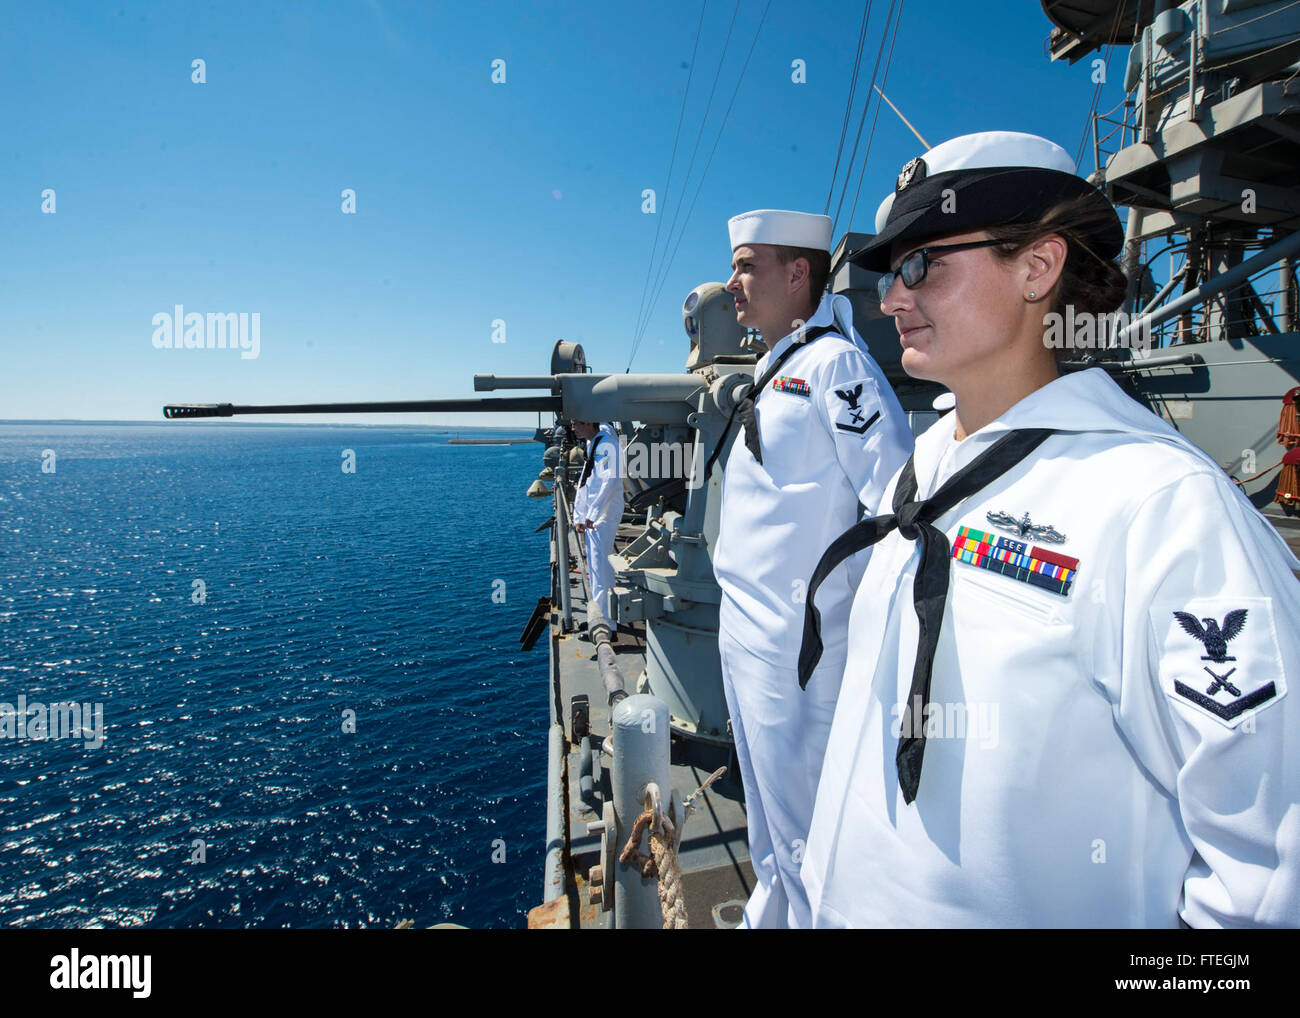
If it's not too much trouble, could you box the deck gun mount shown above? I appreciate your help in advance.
[162,282,768,746]
[476,282,766,744]
[164,268,928,752]
[484,274,938,744]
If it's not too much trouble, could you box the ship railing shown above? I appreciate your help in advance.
[1092,94,1139,176]
[1055,284,1289,353]
[1146,280,1297,347]
[544,723,566,904]
[1115,230,1300,349]
[553,474,575,632]
[585,598,629,709]
[1092,10,1209,175]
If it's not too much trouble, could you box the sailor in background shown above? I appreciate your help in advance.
[797,131,1300,928]
[571,420,624,628]
[711,209,913,928]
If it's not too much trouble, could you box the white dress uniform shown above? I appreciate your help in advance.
[712,211,914,928]
[572,454,589,525]
[800,367,1300,927]
[578,423,624,623]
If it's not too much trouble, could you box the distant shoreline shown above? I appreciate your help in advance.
[0,420,536,434]
[448,437,534,445]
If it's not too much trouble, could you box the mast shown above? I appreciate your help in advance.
[1042,0,1300,348]
[1041,1,1300,512]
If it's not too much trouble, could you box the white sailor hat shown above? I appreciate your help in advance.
[728,209,833,252]
[847,131,1123,272]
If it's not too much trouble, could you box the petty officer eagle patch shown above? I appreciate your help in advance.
[829,380,880,435]
[1154,596,1286,729]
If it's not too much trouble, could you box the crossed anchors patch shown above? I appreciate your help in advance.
[1156,596,1286,729]
[832,381,880,435]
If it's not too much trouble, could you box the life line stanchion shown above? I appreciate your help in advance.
[619,783,687,929]
[554,474,574,632]
[617,766,728,929]
[608,694,671,929]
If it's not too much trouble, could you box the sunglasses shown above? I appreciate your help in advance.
[876,239,1004,302]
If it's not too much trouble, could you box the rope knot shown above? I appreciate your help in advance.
[896,500,924,540]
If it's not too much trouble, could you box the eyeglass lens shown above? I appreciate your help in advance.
[877,250,926,302]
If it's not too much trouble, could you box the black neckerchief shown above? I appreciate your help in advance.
[797,428,1057,804]
[578,429,608,489]
[704,323,836,476]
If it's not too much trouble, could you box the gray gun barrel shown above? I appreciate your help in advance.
[558,374,705,425]
[163,396,562,419]
[470,373,708,426]
[474,375,560,392]
[165,371,704,424]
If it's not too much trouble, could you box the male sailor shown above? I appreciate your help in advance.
[798,131,1300,927]
[711,209,913,928]
[571,420,624,628]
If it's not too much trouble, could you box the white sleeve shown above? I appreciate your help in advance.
[583,434,623,523]
[814,347,914,515]
[572,474,588,523]
[1103,470,1300,928]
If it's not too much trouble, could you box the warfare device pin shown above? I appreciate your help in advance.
[985,510,1066,544]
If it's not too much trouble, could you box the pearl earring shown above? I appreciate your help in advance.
[1028,291,1036,299]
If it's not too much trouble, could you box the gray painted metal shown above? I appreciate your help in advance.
[558,373,706,425]
[1141,265,1188,316]
[611,694,671,929]
[578,736,596,809]
[586,598,629,707]
[474,374,561,392]
[553,482,573,633]
[543,723,566,903]
[1118,230,1300,345]
[1129,333,1300,505]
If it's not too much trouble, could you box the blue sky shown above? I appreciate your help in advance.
[0,0,1124,426]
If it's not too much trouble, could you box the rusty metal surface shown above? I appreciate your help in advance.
[526,896,570,930]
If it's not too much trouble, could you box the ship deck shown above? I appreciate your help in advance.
[532,509,1300,930]
[535,523,755,930]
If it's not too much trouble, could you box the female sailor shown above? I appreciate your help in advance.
[797,131,1300,928]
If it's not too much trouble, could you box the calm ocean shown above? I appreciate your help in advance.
[0,423,551,929]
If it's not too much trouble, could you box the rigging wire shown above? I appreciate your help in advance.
[627,0,773,372]
[627,0,744,371]
[630,0,709,370]
[1073,52,1107,173]
[1072,1,1126,173]
[829,0,899,240]
[1215,0,1300,35]
[845,0,904,235]
[635,0,774,361]
[824,1,875,215]
[1142,240,1189,271]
